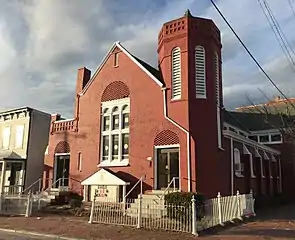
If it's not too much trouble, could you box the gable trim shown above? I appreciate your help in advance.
[80,41,163,95]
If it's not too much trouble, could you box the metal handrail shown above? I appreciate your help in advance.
[160,177,179,199]
[20,178,43,195]
[124,176,144,199]
[44,178,66,192]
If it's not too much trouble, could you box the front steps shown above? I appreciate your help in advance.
[126,189,177,218]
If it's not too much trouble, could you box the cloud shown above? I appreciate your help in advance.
[0,0,295,117]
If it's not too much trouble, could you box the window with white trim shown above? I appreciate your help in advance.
[171,47,181,99]
[15,125,24,148]
[100,98,130,166]
[234,148,244,176]
[77,152,82,172]
[195,46,206,98]
[2,126,10,149]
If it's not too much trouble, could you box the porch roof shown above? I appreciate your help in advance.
[81,168,130,186]
[0,150,25,160]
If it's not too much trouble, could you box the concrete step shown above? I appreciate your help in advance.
[134,198,165,205]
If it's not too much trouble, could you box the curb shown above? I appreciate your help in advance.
[0,228,85,240]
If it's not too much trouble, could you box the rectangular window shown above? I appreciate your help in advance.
[249,135,258,142]
[15,125,24,148]
[102,136,109,161]
[271,134,282,142]
[228,127,237,133]
[114,52,119,67]
[259,135,269,143]
[122,113,129,129]
[103,116,110,131]
[112,115,119,130]
[112,134,119,160]
[122,133,129,159]
[77,152,82,172]
[2,126,10,149]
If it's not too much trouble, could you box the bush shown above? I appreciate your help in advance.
[53,191,83,206]
[164,192,205,220]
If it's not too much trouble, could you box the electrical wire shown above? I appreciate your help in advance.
[209,0,295,109]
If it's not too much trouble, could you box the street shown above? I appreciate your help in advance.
[0,231,55,240]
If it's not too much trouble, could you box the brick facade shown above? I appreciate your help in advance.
[44,12,285,200]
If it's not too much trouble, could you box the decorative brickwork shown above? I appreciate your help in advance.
[101,81,130,102]
[154,130,179,146]
[54,141,70,154]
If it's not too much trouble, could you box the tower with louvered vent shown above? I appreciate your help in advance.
[157,10,223,196]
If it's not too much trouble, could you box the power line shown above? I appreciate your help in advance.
[262,0,295,66]
[209,0,295,109]
[287,0,295,20]
[258,0,295,72]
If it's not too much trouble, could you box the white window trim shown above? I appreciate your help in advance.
[243,144,256,178]
[171,47,181,100]
[2,126,11,149]
[14,124,25,149]
[255,148,265,178]
[99,98,130,167]
[234,148,244,177]
[195,45,206,99]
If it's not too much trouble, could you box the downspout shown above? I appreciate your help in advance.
[161,87,191,192]
[230,137,234,195]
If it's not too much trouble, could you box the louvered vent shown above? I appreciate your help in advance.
[171,47,181,99]
[195,46,206,98]
[215,52,220,106]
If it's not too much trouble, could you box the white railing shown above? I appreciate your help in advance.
[3,185,23,195]
[160,177,179,199]
[0,191,33,217]
[44,178,69,192]
[88,190,255,235]
[20,178,43,195]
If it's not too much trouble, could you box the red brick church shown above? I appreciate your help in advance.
[44,10,289,200]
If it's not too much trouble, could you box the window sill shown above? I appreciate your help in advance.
[98,161,129,167]
[171,97,181,102]
[235,172,244,178]
[251,175,256,178]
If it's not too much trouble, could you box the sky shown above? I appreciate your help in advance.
[0,0,295,117]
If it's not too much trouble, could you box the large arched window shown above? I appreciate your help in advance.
[171,47,181,99]
[195,46,206,98]
[100,98,130,166]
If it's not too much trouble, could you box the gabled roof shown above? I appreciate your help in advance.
[81,41,164,95]
[81,168,130,186]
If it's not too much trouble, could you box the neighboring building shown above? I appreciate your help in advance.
[44,10,285,201]
[236,96,295,115]
[0,107,51,194]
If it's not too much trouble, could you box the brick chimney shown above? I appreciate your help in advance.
[76,67,91,94]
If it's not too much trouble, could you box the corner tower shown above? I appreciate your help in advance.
[158,10,223,197]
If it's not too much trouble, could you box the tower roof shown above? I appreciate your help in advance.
[184,9,193,17]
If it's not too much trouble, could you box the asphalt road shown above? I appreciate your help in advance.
[0,231,56,239]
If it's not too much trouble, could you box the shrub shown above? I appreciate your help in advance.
[164,192,205,220]
[53,191,83,206]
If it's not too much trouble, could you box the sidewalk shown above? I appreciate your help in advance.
[1,204,295,240]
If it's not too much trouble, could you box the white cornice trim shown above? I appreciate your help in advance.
[81,41,163,95]
[223,130,280,154]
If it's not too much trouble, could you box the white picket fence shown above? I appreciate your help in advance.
[88,190,255,235]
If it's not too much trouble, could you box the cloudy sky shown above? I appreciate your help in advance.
[0,0,295,117]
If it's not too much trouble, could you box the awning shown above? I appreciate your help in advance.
[81,168,130,186]
[0,150,24,160]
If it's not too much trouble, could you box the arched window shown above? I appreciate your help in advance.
[195,46,206,98]
[171,47,181,99]
[100,98,130,166]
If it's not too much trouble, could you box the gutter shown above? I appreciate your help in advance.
[161,87,191,192]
